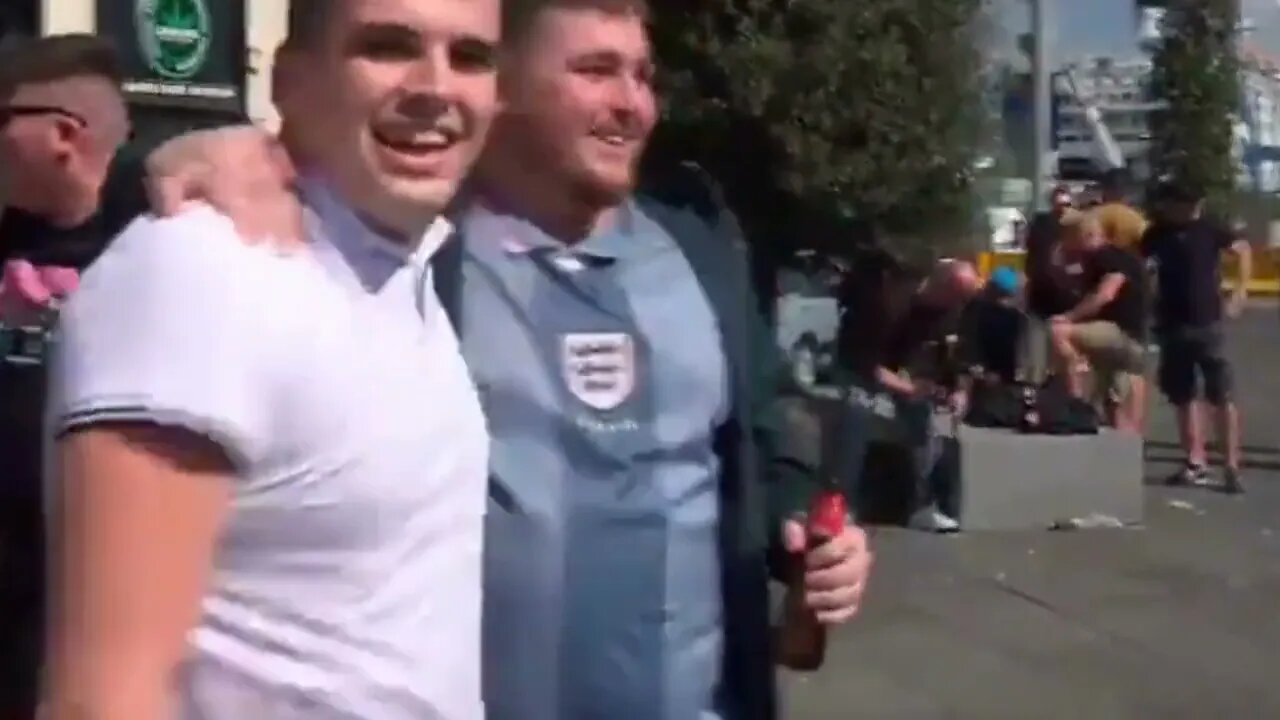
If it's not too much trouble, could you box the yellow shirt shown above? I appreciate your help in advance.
[1093,202,1149,251]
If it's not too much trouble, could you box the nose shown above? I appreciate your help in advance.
[605,73,647,117]
[401,45,458,109]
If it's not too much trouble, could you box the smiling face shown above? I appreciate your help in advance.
[492,4,657,207]
[275,0,500,236]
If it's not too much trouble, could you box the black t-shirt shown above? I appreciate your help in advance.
[0,158,148,497]
[882,298,956,373]
[1024,211,1082,318]
[1081,244,1148,341]
[1141,217,1234,328]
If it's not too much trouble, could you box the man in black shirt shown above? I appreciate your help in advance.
[1048,210,1148,432]
[1022,184,1083,381]
[1141,182,1250,494]
[0,34,140,715]
[835,257,982,533]
[1025,184,1082,318]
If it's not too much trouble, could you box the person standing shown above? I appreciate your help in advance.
[42,1,496,718]
[0,34,137,716]
[1141,181,1251,493]
[1022,184,1082,381]
[138,1,872,718]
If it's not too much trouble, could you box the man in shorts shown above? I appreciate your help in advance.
[1141,181,1250,493]
[1049,210,1148,432]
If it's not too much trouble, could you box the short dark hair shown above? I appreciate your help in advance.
[283,0,338,51]
[503,0,649,44]
[0,34,121,102]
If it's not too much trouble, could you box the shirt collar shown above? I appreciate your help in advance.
[297,174,454,275]
[459,194,641,262]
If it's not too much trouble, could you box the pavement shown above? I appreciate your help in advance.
[783,305,1280,719]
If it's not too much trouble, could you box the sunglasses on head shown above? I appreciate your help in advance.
[0,104,90,129]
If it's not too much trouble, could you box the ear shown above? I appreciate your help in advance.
[50,115,84,161]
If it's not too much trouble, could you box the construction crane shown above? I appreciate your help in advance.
[1056,63,1127,175]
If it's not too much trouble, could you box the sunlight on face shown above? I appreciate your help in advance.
[280,0,501,235]
[499,6,658,204]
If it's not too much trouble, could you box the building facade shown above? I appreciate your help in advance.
[26,0,288,151]
[1052,57,1163,183]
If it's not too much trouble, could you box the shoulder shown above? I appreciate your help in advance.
[64,204,292,339]
[1100,245,1142,272]
[634,194,747,261]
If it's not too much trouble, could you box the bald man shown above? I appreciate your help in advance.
[838,258,982,532]
[0,34,139,716]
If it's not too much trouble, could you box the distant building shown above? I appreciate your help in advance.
[1001,48,1280,192]
[1238,48,1280,193]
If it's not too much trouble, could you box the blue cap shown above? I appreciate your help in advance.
[988,267,1019,295]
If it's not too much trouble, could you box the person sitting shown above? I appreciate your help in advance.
[833,256,983,533]
[1048,210,1149,432]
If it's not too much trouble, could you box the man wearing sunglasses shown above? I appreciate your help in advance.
[0,33,140,717]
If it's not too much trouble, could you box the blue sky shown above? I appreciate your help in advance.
[995,0,1280,60]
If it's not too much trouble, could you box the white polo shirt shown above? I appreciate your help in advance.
[47,180,488,720]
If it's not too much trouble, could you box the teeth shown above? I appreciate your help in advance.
[376,129,452,152]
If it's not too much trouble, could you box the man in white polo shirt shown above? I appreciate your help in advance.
[41,1,498,719]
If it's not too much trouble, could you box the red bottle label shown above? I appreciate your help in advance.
[807,490,846,541]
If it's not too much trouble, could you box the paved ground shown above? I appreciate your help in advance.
[784,305,1280,719]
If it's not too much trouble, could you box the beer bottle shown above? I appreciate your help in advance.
[777,484,847,671]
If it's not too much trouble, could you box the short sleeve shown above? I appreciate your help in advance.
[49,205,276,469]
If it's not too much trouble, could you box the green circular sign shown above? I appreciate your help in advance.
[134,0,212,80]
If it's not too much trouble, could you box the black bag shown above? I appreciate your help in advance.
[965,378,1099,435]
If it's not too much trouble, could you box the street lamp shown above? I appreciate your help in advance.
[1030,0,1051,210]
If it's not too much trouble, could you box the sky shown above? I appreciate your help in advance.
[994,0,1280,62]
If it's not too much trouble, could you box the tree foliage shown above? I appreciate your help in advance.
[1148,0,1240,210]
[646,0,987,266]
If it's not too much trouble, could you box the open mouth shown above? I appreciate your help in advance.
[591,130,640,148]
[372,127,456,156]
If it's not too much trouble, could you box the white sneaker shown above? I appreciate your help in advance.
[908,507,961,533]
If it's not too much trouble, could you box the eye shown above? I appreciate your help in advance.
[570,52,623,79]
[450,38,497,73]
[349,23,422,61]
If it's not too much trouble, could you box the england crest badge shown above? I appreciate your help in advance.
[561,332,636,410]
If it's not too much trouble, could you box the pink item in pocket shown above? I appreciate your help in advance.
[1,260,80,323]
[37,265,80,298]
[2,259,52,306]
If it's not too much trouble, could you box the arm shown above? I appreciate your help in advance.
[1059,272,1126,323]
[144,125,301,244]
[874,365,917,396]
[45,427,232,720]
[42,209,271,719]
